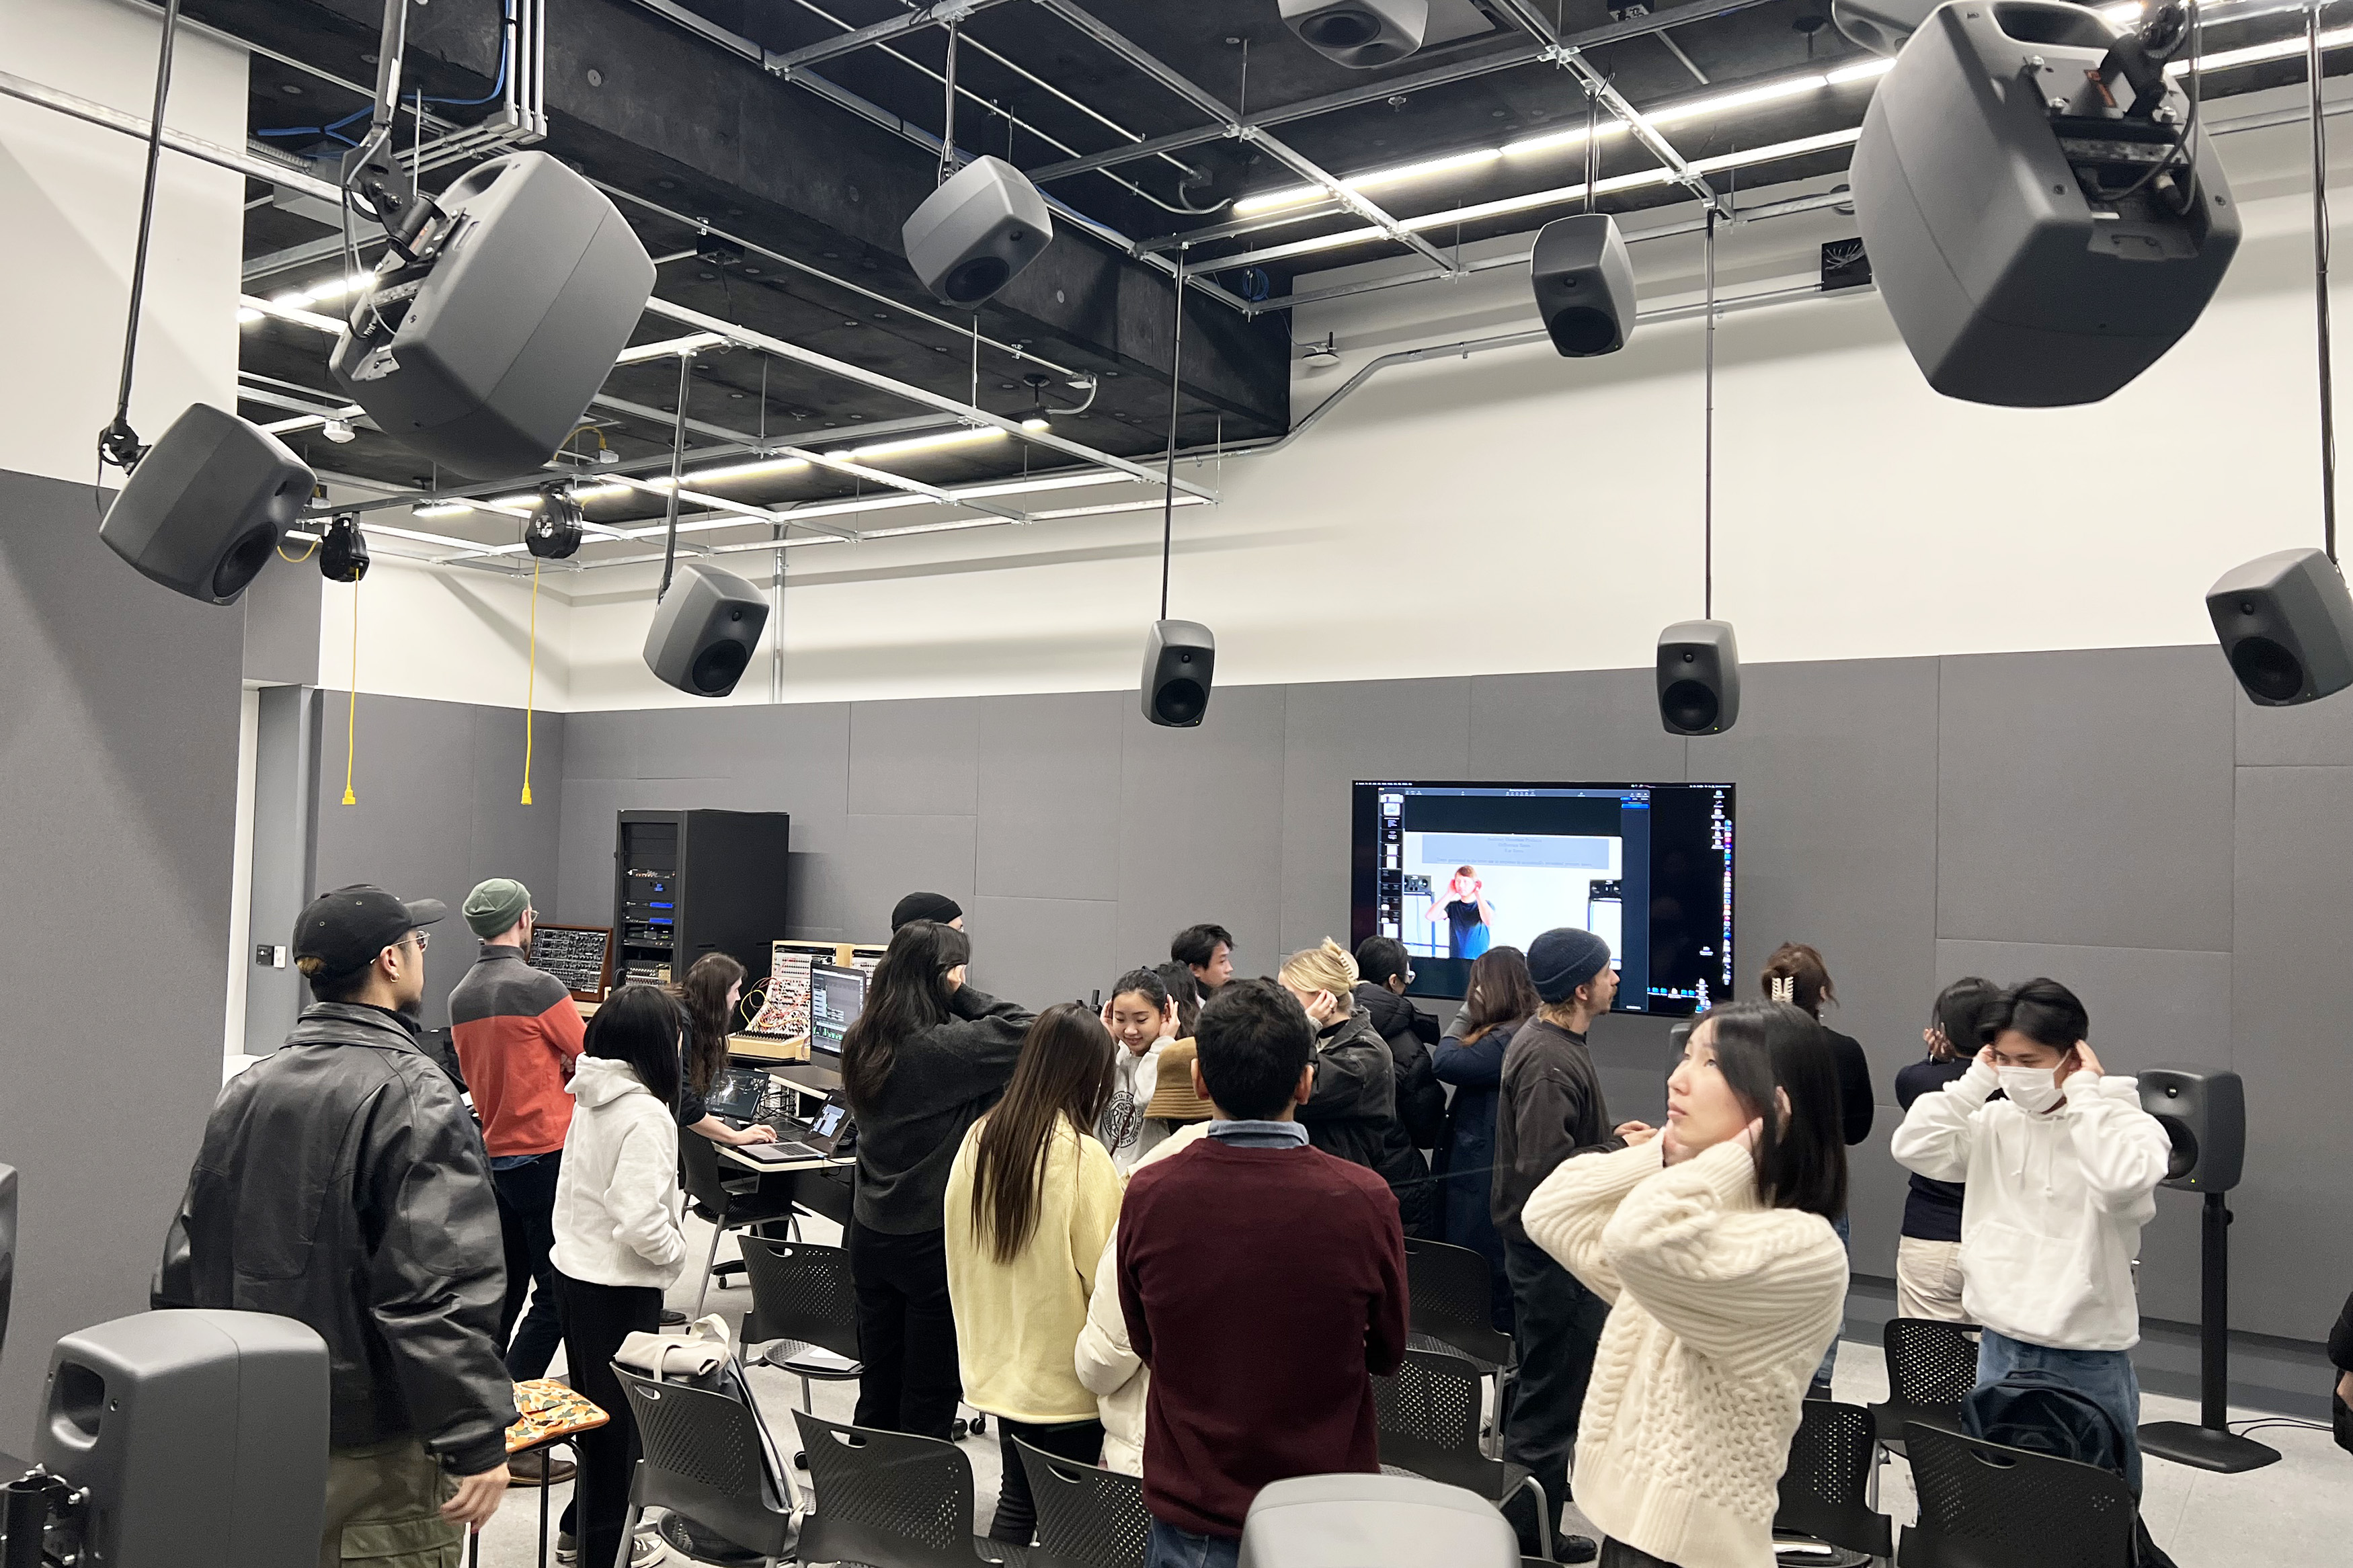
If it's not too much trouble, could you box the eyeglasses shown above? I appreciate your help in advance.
[392,930,428,954]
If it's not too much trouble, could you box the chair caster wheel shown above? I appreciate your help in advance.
[794,1451,809,1470]
[969,1413,987,1435]
[951,1418,970,1440]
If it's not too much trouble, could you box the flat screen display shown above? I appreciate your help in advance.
[1350,780,1734,1016]
[809,962,866,1059]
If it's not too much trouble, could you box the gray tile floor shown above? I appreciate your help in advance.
[471,1211,2352,1566]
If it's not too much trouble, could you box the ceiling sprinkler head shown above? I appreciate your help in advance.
[1302,334,1342,368]
[322,418,356,444]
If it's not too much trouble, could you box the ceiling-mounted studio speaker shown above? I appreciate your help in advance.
[1657,620,1741,735]
[1278,0,1429,68]
[99,403,311,605]
[902,157,1053,308]
[1530,212,1635,358]
[643,561,770,698]
[2206,546,2353,706]
[330,151,655,479]
[1851,1,2239,406]
[1142,619,1215,728]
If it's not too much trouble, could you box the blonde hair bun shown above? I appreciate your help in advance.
[1280,937,1359,997]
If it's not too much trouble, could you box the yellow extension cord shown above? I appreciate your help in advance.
[521,557,541,805]
[340,580,358,805]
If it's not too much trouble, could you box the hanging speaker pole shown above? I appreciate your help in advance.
[2312,0,2337,563]
[95,0,184,475]
[1142,252,1214,729]
[1704,206,1717,620]
[1161,254,1186,622]
[657,349,693,602]
[1657,204,1741,735]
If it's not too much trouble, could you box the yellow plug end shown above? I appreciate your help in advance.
[520,784,534,806]
[340,786,356,805]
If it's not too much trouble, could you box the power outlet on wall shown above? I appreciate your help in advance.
[255,944,288,968]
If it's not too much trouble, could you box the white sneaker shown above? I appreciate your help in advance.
[555,1526,662,1567]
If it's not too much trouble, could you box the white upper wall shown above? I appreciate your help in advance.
[316,549,573,710]
[337,80,2346,711]
[0,0,245,487]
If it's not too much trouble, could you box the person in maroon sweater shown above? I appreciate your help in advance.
[1117,978,1410,1568]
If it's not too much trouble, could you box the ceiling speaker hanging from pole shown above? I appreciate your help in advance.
[902,21,1052,306]
[1143,262,1215,728]
[1531,87,1632,359]
[1658,209,1739,735]
[2209,4,2353,708]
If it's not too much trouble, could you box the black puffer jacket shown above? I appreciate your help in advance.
[1353,982,1447,1151]
[155,1003,516,1475]
[1298,1008,1437,1237]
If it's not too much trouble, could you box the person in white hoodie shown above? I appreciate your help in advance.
[1074,1120,1212,1474]
[551,985,688,1568]
[1096,968,1177,1175]
[1889,977,2171,1493]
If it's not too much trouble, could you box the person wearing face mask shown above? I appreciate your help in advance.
[1519,1000,1849,1568]
[1889,978,2172,1493]
[1097,966,1178,1175]
[1279,940,1436,1238]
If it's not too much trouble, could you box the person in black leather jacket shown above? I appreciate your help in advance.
[157,886,515,1563]
[1283,940,1437,1237]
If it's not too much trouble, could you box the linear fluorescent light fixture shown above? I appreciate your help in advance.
[823,426,1007,462]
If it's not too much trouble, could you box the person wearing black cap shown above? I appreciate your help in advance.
[1491,927,1655,1563]
[891,891,965,931]
[157,885,516,1565]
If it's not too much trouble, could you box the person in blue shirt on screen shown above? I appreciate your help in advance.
[1428,866,1496,960]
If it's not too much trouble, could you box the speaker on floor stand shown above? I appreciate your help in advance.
[2132,1067,2280,1473]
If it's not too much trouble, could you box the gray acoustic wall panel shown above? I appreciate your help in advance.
[976,691,1126,902]
[2235,675,2353,766]
[239,550,321,686]
[1115,682,1287,976]
[1468,667,1689,781]
[849,696,980,817]
[0,468,243,1442]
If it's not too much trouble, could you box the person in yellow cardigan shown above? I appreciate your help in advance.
[945,1002,1125,1545]
[1521,999,1849,1568]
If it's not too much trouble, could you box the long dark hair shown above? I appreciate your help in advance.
[1761,942,1835,1018]
[1154,962,1201,1035]
[679,952,746,1096]
[584,983,682,1108]
[841,919,971,1117]
[1696,999,1846,1220]
[1462,946,1541,1045]
[968,1003,1116,1264]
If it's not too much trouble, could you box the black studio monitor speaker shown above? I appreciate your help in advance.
[2206,546,2353,706]
[35,1310,329,1568]
[331,151,655,479]
[1530,213,1636,359]
[1278,0,1429,69]
[1142,619,1216,728]
[643,561,770,698]
[1657,620,1741,735]
[97,404,311,604]
[2137,1066,2245,1193]
[1851,1,2239,406]
[902,157,1053,308]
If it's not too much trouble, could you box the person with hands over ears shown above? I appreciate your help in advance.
[1280,940,1437,1237]
[1491,927,1654,1563]
[1889,978,2172,1493]
[840,919,1035,1438]
[1521,1000,1850,1568]
[1097,968,1178,1174]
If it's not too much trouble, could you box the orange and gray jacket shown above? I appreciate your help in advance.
[448,942,586,1159]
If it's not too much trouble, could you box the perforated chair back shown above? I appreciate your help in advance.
[1773,1399,1893,1558]
[614,1366,793,1559]
[1404,1238,1513,1368]
[1012,1436,1150,1568]
[1885,1318,1981,1411]
[738,1237,861,1362]
[1372,1348,1501,1496]
[678,1121,735,1215]
[1898,1423,2138,1568]
[791,1407,1019,1568]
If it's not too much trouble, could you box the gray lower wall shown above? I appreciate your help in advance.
[0,469,243,1444]
[541,649,2353,1385]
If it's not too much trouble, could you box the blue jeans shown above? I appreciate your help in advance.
[1146,1519,1241,1568]
[1812,1210,1852,1392]
[1975,1328,2144,1493]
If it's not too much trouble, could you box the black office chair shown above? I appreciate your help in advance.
[613,1365,799,1567]
[680,1128,801,1319]
[1372,1348,1551,1561]
[1897,1423,2139,1568]
[1773,1399,1895,1566]
[791,1409,1031,1568]
[1010,1437,1150,1568]
[1868,1318,1981,1458]
[1403,1237,1515,1452]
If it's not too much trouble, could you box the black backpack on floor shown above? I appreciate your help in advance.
[1962,1369,2177,1568]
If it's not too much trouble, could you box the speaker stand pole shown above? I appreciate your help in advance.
[2137,1192,2280,1473]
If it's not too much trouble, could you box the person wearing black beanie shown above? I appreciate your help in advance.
[890,891,965,932]
[1491,925,1655,1562]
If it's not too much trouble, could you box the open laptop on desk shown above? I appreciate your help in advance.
[706,1065,770,1124]
[733,1092,852,1164]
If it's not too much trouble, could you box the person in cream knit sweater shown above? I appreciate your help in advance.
[1522,999,1850,1568]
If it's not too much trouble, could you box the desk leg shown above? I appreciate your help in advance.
[538,1446,555,1568]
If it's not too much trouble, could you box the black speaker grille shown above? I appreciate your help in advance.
[2228,634,2305,702]
[1661,677,1720,734]
[214,525,282,601]
[1152,677,1208,727]
[944,255,1011,304]
[691,638,752,696]
[1546,304,1620,358]
[1302,8,1382,46]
